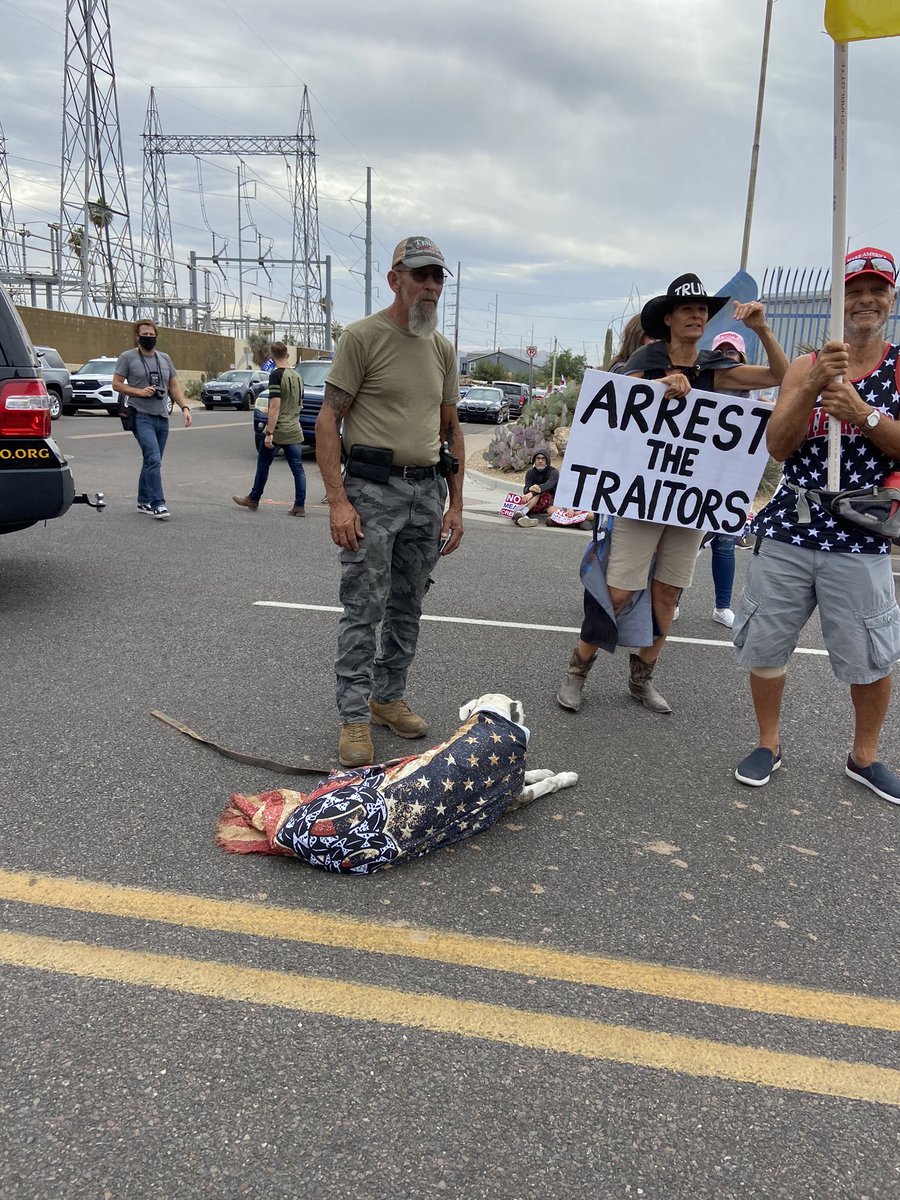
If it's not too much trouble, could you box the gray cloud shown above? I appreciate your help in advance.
[3,0,899,356]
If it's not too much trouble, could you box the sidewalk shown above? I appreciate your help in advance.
[461,426,518,520]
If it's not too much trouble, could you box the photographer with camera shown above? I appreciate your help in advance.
[316,235,465,768]
[113,319,191,521]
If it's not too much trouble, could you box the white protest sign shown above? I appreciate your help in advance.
[554,369,772,534]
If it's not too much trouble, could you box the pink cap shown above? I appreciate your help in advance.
[711,331,747,358]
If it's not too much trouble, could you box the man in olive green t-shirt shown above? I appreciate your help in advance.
[233,341,306,515]
[316,235,465,768]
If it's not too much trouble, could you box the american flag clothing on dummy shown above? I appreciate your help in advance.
[217,710,529,874]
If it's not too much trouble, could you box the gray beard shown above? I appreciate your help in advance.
[846,313,889,345]
[408,300,438,338]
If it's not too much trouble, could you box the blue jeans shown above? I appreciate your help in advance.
[132,412,169,508]
[250,440,306,506]
[709,533,738,609]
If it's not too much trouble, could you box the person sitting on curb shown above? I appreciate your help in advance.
[513,449,559,527]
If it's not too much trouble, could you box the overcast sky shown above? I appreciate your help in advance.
[2,0,898,359]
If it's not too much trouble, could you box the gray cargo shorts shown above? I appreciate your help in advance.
[733,537,900,684]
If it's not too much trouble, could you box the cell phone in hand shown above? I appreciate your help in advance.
[439,532,452,556]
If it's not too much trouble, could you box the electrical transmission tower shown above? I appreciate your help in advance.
[288,88,323,344]
[59,0,139,318]
[141,88,178,321]
[141,85,324,346]
[0,121,24,301]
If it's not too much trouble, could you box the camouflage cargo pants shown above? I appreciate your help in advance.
[335,473,446,723]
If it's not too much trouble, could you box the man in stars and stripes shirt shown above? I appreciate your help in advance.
[733,247,900,805]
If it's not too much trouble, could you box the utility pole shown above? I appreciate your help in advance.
[237,161,244,337]
[453,262,461,353]
[364,167,372,316]
[740,0,774,271]
[550,337,558,389]
[493,293,499,364]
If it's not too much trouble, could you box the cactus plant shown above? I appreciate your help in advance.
[484,416,552,472]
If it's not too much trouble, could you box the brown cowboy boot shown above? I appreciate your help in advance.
[556,646,597,712]
[627,653,672,714]
[232,495,259,511]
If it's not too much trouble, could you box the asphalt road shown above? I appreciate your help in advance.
[0,410,897,1200]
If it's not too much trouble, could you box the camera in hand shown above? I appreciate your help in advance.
[148,369,166,400]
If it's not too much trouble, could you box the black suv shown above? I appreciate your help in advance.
[34,346,73,421]
[0,285,103,534]
[492,381,531,417]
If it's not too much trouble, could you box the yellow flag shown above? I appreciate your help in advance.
[825,0,900,40]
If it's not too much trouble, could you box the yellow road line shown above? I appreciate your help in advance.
[1,930,897,1108]
[1,869,897,1031]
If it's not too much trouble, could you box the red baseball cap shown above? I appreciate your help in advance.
[844,246,897,287]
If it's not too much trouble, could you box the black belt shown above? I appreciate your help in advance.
[389,464,439,480]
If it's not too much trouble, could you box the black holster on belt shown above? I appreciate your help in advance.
[344,444,393,483]
[438,440,459,478]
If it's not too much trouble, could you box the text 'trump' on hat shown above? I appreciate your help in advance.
[391,236,452,273]
[640,273,729,341]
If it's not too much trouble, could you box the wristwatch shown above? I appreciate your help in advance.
[864,409,881,431]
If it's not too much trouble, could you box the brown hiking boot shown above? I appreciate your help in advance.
[288,505,306,517]
[338,722,374,767]
[232,495,259,511]
[627,653,672,714]
[369,698,428,738]
[556,646,597,712]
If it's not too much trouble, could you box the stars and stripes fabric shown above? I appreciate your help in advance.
[216,711,529,874]
[825,1,900,42]
[754,345,900,554]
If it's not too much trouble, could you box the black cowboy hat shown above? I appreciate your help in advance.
[640,273,730,341]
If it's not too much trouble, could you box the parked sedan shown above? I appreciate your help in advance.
[202,369,269,411]
[457,385,509,424]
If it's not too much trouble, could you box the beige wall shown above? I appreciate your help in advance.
[16,306,234,377]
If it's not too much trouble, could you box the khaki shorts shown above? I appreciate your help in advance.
[606,517,704,591]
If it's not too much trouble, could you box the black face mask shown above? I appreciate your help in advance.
[138,335,157,351]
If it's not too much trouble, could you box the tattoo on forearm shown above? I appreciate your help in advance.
[324,383,353,419]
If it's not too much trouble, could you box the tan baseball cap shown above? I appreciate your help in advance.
[391,236,452,273]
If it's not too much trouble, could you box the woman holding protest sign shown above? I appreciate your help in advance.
[556,273,788,717]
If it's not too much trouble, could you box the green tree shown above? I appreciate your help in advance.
[471,360,508,385]
[248,330,273,366]
[534,348,587,387]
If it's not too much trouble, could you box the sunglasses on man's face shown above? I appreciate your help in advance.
[395,265,447,284]
[845,254,897,281]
